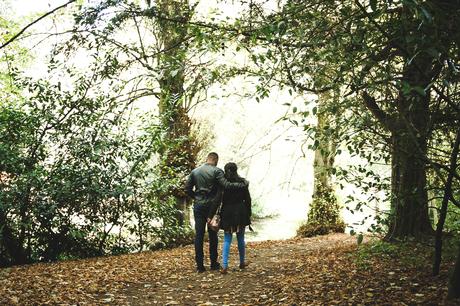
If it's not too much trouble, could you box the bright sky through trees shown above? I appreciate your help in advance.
[3,0,383,240]
[11,1,69,16]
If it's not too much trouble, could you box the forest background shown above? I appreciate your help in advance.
[1,0,460,300]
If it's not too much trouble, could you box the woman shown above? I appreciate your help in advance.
[213,162,251,274]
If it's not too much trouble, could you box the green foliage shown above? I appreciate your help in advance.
[61,0,227,231]
[149,224,195,251]
[0,64,196,266]
[308,183,343,224]
[433,193,460,234]
[353,240,399,270]
[352,237,460,271]
[234,0,460,239]
[297,222,346,238]
[2,0,459,270]
[297,182,345,237]
[1,0,230,266]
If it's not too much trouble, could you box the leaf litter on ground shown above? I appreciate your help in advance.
[0,233,458,305]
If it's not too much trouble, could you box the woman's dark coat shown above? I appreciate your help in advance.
[209,177,251,231]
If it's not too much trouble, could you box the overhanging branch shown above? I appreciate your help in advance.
[362,91,396,131]
[0,0,76,50]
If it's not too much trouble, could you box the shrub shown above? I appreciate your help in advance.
[297,182,345,238]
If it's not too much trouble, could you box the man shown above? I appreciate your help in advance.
[185,152,248,273]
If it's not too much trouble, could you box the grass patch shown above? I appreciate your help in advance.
[351,235,460,271]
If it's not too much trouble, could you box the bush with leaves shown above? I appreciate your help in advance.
[297,182,345,237]
[0,67,196,266]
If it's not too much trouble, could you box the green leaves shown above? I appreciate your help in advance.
[0,67,176,264]
[400,81,426,97]
[369,0,378,12]
[419,6,432,22]
[357,233,364,245]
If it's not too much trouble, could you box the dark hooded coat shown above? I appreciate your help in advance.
[209,176,251,231]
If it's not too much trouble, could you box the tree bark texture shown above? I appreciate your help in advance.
[156,0,195,227]
[364,54,434,239]
[312,93,337,196]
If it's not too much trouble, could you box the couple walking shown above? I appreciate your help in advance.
[185,152,252,274]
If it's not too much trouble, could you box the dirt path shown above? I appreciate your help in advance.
[122,233,355,305]
[1,233,453,305]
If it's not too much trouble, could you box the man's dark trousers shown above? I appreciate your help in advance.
[193,203,218,269]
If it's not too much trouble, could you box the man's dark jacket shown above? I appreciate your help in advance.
[185,163,248,206]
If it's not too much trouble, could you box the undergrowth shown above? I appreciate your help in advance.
[352,236,460,270]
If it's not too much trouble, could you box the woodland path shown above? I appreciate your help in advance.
[0,233,454,305]
[123,233,354,305]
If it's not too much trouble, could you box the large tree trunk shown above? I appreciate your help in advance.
[387,130,432,239]
[156,0,194,227]
[386,51,434,239]
[365,101,433,240]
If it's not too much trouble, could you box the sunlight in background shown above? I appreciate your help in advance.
[193,76,315,241]
[6,0,387,240]
[11,1,68,17]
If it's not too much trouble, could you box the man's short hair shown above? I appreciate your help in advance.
[207,152,219,161]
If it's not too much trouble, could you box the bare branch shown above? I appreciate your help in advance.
[0,0,76,50]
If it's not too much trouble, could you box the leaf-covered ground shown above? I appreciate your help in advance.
[0,233,458,305]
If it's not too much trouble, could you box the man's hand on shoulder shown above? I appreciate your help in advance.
[215,167,247,189]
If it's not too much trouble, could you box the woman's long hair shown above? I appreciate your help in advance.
[224,162,240,181]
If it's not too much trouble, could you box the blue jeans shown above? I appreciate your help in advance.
[193,204,218,269]
[222,228,245,269]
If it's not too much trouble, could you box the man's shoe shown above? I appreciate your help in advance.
[239,261,250,269]
[210,263,221,271]
[219,268,228,275]
[197,266,206,273]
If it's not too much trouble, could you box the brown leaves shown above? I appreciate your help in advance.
[0,234,456,305]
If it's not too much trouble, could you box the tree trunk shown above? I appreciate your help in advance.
[386,52,434,239]
[305,92,344,234]
[156,0,194,227]
[312,92,336,195]
[0,213,27,266]
[387,131,432,239]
